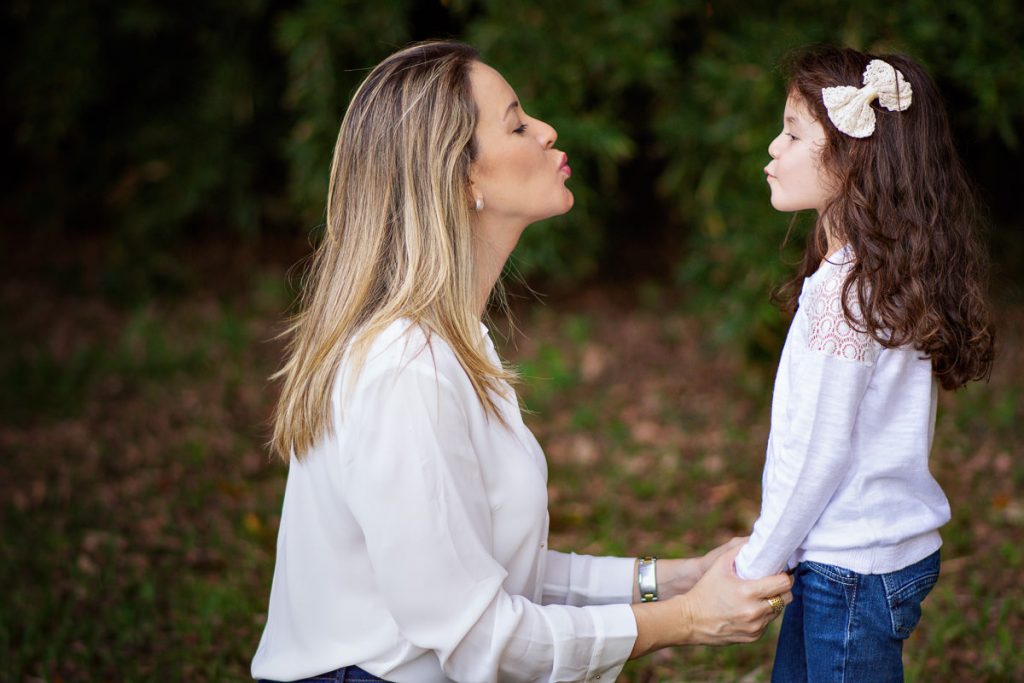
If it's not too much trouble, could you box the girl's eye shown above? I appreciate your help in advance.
[786,132,797,141]
[513,123,528,135]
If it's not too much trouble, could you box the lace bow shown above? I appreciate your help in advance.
[821,59,913,138]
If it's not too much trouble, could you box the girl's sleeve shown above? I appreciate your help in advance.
[734,289,879,580]
[341,366,637,683]
[542,551,636,606]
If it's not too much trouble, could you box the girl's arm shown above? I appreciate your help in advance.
[735,278,879,579]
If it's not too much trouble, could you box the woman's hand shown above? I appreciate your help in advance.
[647,536,749,600]
[696,536,747,576]
[629,545,792,658]
[677,544,791,645]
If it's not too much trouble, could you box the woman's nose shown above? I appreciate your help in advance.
[536,118,557,148]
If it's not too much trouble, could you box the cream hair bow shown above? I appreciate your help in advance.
[821,59,913,138]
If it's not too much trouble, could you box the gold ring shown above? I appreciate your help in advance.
[767,594,785,615]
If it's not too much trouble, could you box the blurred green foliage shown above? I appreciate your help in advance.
[5,0,1022,347]
[275,0,415,226]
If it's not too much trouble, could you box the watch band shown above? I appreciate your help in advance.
[638,556,658,602]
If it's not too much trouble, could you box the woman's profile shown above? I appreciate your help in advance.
[251,40,793,683]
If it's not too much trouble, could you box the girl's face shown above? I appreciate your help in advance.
[765,95,834,213]
[468,62,573,225]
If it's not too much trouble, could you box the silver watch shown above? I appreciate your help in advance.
[638,556,658,602]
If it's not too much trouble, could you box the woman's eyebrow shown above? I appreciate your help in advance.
[502,101,520,121]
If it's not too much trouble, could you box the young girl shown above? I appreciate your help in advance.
[734,46,995,681]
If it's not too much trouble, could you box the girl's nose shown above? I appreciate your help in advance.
[768,134,782,160]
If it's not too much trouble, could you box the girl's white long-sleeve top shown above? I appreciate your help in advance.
[251,319,638,683]
[734,247,950,580]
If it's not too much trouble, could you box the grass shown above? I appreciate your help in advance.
[1,267,1021,682]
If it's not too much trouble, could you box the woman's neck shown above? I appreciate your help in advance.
[472,215,526,317]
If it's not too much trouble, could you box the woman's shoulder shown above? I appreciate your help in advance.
[333,317,499,421]
[327,319,464,418]
[357,318,474,386]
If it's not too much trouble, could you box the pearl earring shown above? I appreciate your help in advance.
[474,196,485,212]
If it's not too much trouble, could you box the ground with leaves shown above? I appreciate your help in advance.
[2,257,1021,682]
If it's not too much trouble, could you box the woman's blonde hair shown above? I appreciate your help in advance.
[271,41,514,461]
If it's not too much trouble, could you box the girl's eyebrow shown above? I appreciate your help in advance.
[785,114,800,127]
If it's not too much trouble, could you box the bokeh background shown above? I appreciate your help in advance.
[2,1,1022,680]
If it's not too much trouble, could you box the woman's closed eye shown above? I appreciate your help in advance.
[513,123,528,135]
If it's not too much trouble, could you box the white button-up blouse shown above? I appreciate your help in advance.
[252,319,638,682]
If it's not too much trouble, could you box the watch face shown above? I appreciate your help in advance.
[638,558,658,601]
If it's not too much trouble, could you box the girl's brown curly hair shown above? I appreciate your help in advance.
[775,45,995,390]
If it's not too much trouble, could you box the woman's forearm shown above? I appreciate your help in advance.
[628,545,793,658]
[632,538,747,602]
[632,558,702,602]
[629,598,691,658]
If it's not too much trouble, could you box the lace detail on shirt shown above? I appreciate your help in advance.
[806,263,879,365]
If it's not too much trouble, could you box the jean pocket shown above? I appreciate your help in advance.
[882,551,941,639]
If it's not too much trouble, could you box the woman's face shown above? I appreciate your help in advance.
[468,62,573,225]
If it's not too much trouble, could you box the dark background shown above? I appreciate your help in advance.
[5,1,1022,306]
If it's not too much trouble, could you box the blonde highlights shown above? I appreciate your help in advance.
[271,41,514,461]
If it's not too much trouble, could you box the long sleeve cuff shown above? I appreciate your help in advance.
[575,603,637,683]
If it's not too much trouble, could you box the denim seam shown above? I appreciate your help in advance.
[841,573,860,683]
[804,560,857,586]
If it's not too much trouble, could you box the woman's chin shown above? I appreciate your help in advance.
[558,188,575,214]
[526,191,575,224]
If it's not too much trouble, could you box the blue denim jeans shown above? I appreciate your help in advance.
[257,665,391,683]
[771,550,940,682]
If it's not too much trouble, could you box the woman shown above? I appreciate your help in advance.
[252,41,793,683]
